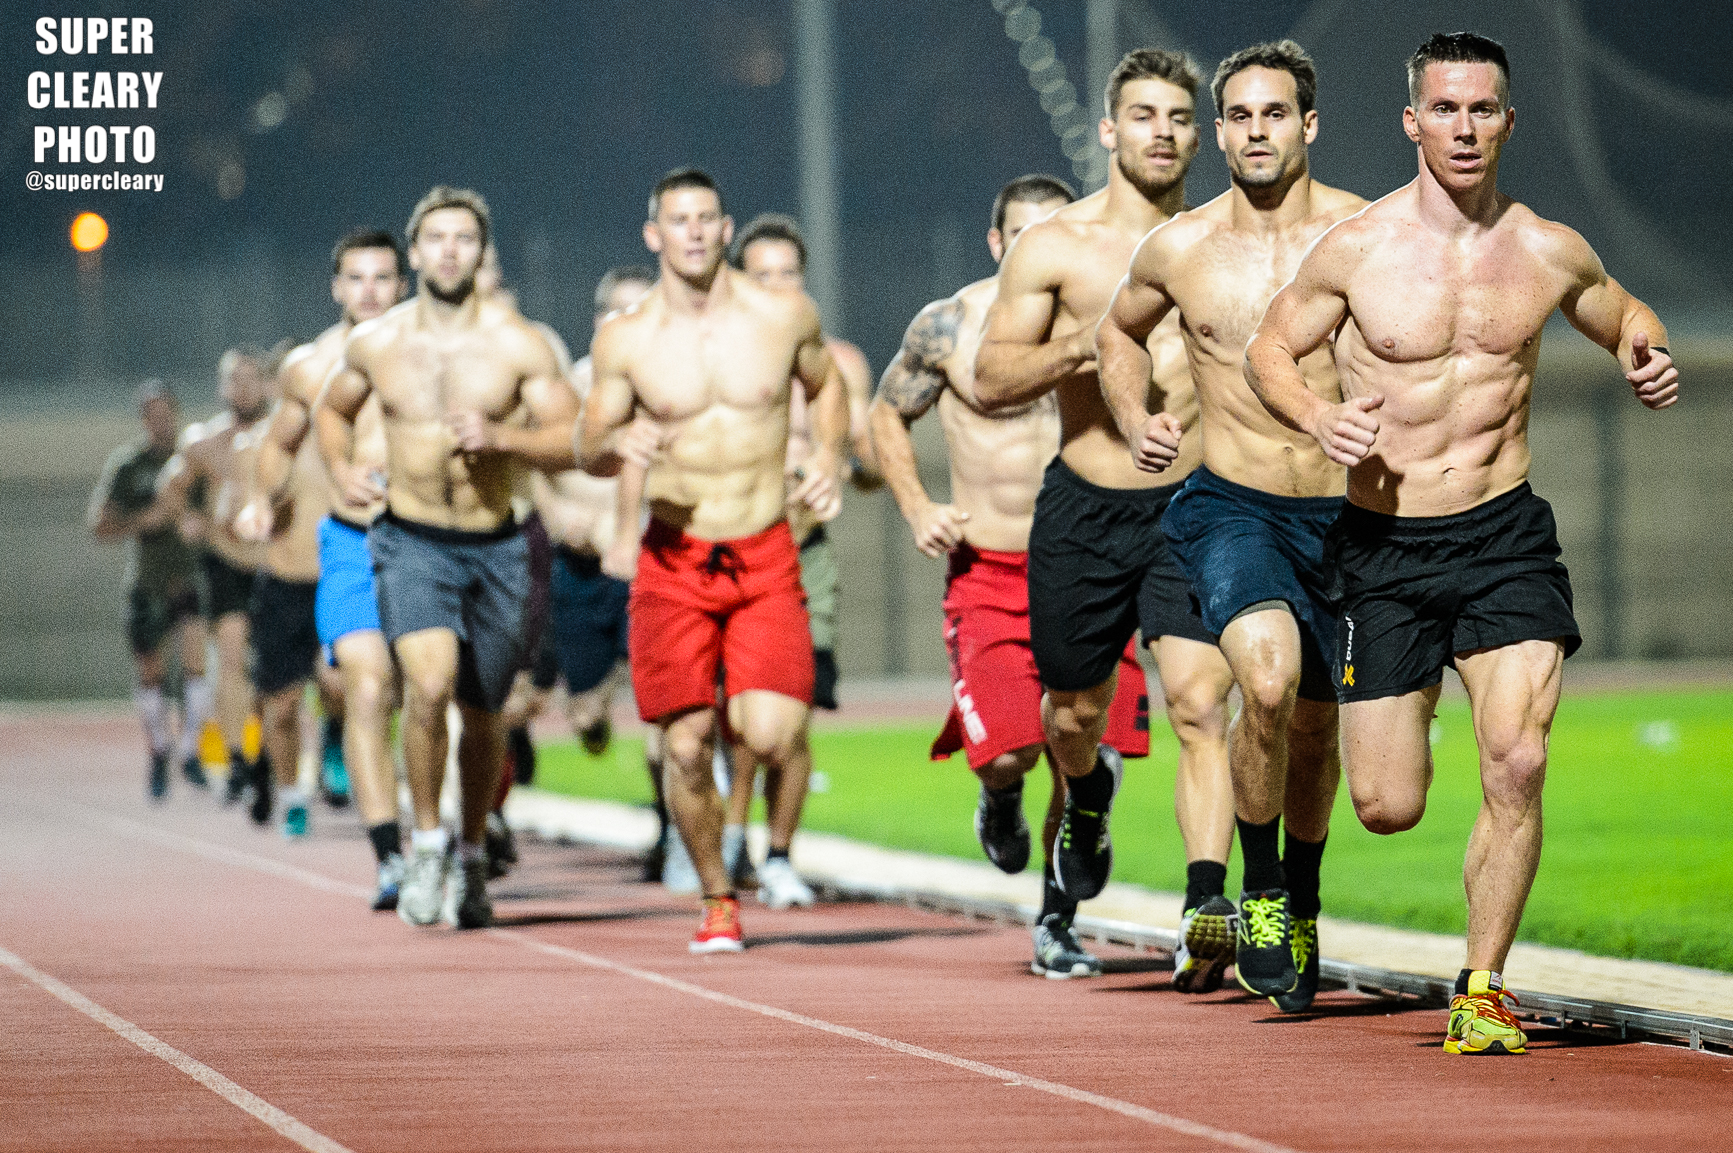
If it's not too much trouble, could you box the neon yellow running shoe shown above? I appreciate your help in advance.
[1270,917,1319,1012]
[1445,973,1527,1055]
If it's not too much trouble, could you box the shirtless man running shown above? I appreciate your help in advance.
[1246,32,1679,1054]
[239,230,407,900]
[317,187,578,929]
[875,173,1156,978]
[580,168,846,953]
[1099,41,1365,1008]
[975,50,1237,948]
[154,347,273,804]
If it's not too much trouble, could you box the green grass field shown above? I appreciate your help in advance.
[533,688,1733,973]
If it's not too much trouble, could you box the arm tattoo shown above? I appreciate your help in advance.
[875,298,963,419]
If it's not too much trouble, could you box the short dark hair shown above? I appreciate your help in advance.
[991,174,1077,235]
[1105,48,1201,117]
[731,213,807,271]
[594,265,656,315]
[648,167,725,220]
[1212,40,1318,118]
[1407,32,1510,107]
[136,378,175,408]
[331,228,405,277]
[406,185,491,250]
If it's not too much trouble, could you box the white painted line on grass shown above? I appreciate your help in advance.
[82,806,1299,1152]
[0,945,357,1153]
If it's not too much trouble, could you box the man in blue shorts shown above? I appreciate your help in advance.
[1100,41,1364,1009]
[241,230,407,903]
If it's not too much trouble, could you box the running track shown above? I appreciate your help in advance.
[3,712,1729,1152]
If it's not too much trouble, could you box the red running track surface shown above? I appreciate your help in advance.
[2,713,1730,1152]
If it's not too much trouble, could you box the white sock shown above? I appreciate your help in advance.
[281,786,308,809]
[411,826,449,855]
[178,675,214,761]
[457,839,487,865]
[134,686,170,754]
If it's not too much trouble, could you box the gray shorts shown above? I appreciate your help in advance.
[368,512,531,713]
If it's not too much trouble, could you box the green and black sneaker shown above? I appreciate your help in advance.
[1235,889,1297,996]
[1270,917,1319,1012]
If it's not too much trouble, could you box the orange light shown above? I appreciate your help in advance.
[71,212,109,252]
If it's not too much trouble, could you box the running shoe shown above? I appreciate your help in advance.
[318,736,350,808]
[661,826,701,896]
[224,753,247,805]
[1051,746,1122,901]
[398,846,448,926]
[282,802,309,839]
[372,853,405,911]
[442,855,493,929]
[1445,974,1528,1055]
[1173,895,1236,993]
[1235,889,1298,996]
[723,825,757,890]
[757,857,817,909]
[1271,918,1320,1012]
[580,717,612,757]
[181,754,209,790]
[690,895,745,953]
[974,784,1031,875]
[1030,913,1103,979]
[484,810,517,879]
[148,752,169,801]
[248,759,274,827]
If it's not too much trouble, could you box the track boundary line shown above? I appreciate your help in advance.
[80,805,1299,1153]
[0,944,357,1153]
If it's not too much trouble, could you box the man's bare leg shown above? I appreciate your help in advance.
[393,628,457,836]
[660,706,727,896]
[258,681,306,829]
[723,739,758,885]
[1155,635,1235,867]
[1042,676,1123,902]
[213,610,253,756]
[1041,678,1117,782]
[333,630,404,902]
[455,703,505,850]
[729,690,817,908]
[1454,639,1562,974]
[173,618,214,778]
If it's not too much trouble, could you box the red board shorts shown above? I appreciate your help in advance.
[629,519,815,722]
[931,544,1150,769]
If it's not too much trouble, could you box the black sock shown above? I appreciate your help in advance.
[1283,830,1327,920]
[1066,752,1116,811]
[1236,815,1284,893]
[322,715,342,749]
[766,846,790,863]
[1183,860,1229,912]
[983,778,1023,803]
[367,820,403,864]
[1039,861,1076,924]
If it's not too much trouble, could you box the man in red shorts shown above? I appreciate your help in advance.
[579,168,847,953]
[873,174,1151,978]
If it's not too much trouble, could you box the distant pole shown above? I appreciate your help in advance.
[795,0,841,334]
[1084,0,1119,190]
[1595,389,1626,659]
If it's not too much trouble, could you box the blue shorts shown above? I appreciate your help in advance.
[315,515,382,661]
[549,545,630,694]
[1160,466,1343,702]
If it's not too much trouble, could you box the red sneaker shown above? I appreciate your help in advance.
[690,895,744,954]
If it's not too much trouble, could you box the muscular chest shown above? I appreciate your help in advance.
[374,332,521,421]
[1348,234,1563,363]
[632,310,793,420]
[1177,234,1303,354]
[1055,231,1140,331]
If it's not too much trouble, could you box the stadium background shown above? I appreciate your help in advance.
[2,0,1729,699]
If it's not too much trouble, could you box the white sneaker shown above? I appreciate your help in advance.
[756,856,816,909]
[397,847,447,926]
[661,826,701,896]
[442,855,493,929]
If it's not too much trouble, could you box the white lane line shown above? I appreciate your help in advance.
[0,945,357,1153]
[81,806,1298,1153]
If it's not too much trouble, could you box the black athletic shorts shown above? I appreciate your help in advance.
[1028,457,1212,692]
[126,582,200,656]
[1324,482,1581,704]
[369,511,530,713]
[250,573,319,695]
[547,545,630,694]
[201,551,256,621]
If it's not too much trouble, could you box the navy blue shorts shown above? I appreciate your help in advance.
[1160,466,1342,703]
[549,545,630,694]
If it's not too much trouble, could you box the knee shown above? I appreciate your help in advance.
[1351,785,1425,835]
[981,745,1042,785]
[345,672,388,719]
[741,721,803,769]
[404,672,454,715]
[1046,690,1108,738]
[1163,679,1229,744]
[1481,732,1548,805]
[1236,666,1298,727]
[661,717,715,772]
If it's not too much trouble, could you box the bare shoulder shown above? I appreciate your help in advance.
[826,336,868,375]
[1507,200,1600,279]
[1002,208,1095,278]
[901,292,970,366]
[1135,201,1223,277]
[590,301,648,368]
[278,326,343,403]
[1308,181,1369,224]
[344,306,405,366]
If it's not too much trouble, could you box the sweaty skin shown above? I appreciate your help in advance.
[1244,59,1678,975]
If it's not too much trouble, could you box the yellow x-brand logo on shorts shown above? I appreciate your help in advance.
[1342,665,1355,687]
